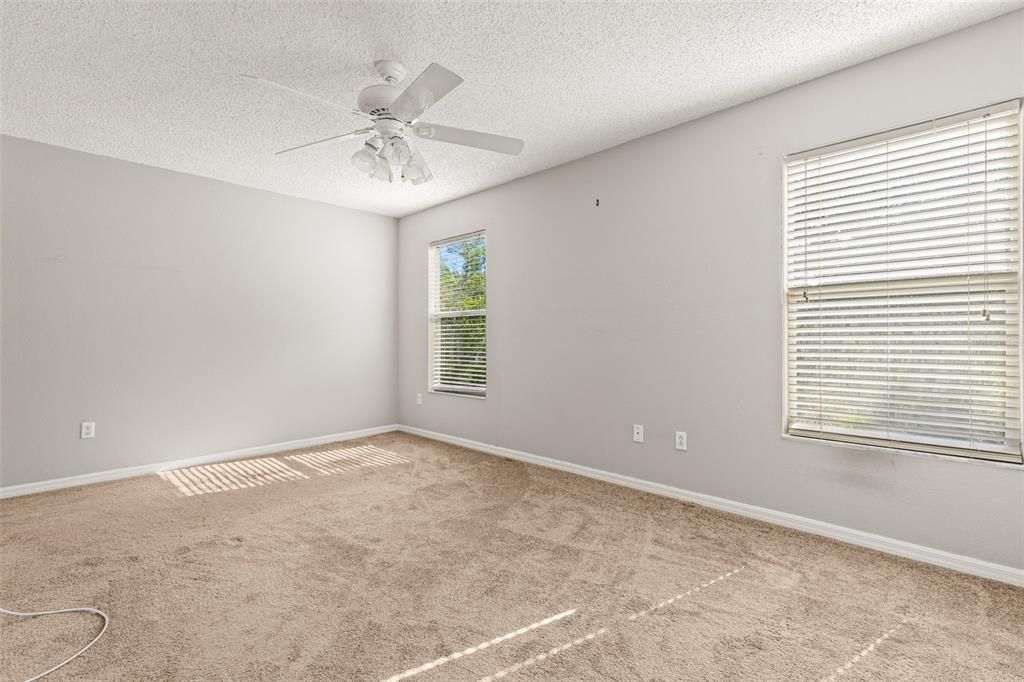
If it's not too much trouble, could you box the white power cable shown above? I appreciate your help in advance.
[0,605,108,681]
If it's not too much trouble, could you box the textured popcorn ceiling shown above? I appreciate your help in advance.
[2,1,1020,217]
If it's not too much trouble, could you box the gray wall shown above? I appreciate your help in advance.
[1,137,397,486]
[398,12,1024,569]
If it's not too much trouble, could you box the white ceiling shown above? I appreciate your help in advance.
[2,1,1020,218]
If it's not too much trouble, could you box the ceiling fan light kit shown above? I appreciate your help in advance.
[350,143,379,174]
[371,154,393,183]
[402,150,433,186]
[382,136,412,166]
[245,60,524,186]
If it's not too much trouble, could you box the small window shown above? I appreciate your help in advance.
[785,101,1022,463]
[429,231,487,397]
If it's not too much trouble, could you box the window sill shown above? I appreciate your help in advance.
[429,389,487,401]
[781,433,1024,470]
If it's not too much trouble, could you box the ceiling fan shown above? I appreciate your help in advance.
[242,60,525,185]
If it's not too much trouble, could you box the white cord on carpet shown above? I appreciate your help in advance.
[0,605,109,681]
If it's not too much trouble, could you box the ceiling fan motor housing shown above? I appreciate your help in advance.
[357,83,404,118]
[374,118,405,140]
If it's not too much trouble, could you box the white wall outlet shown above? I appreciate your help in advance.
[633,424,644,443]
[80,421,96,439]
[416,393,423,405]
[675,431,687,451]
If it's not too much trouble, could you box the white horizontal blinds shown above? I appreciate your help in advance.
[786,103,1022,463]
[429,231,486,395]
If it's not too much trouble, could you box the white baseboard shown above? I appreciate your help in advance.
[398,425,1024,588]
[4,422,1020,587]
[0,424,400,499]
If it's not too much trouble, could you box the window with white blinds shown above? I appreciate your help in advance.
[785,101,1023,464]
[429,231,487,396]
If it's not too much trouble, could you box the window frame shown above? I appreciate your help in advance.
[427,230,488,399]
[781,100,1024,465]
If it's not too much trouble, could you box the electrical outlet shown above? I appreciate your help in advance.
[416,393,423,405]
[632,424,644,443]
[675,431,687,451]
[80,421,96,439]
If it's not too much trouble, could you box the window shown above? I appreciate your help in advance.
[785,101,1022,464]
[429,231,487,396]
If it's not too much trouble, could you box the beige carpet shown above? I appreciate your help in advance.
[1,432,1022,681]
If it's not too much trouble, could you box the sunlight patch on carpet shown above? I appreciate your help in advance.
[159,457,308,496]
[822,616,908,681]
[159,445,410,496]
[383,608,577,682]
[478,567,743,682]
[478,627,609,681]
[285,445,412,476]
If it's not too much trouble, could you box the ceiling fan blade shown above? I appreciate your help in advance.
[274,128,373,156]
[241,74,371,119]
[412,122,525,155]
[390,63,464,122]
